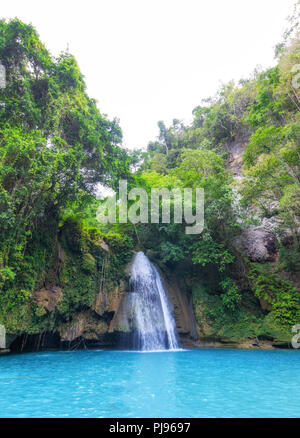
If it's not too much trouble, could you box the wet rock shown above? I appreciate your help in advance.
[59,311,108,342]
[59,315,85,342]
[162,275,198,340]
[94,281,127,317]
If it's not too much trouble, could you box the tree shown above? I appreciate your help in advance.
[0,19,131,324]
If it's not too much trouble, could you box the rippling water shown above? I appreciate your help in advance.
[0,348,300,418]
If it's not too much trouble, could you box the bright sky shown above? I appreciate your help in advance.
[1,0,296,149]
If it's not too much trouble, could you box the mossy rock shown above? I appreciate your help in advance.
[82,253,96,272]
[192,284,293,343]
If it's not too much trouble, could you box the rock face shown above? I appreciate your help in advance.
[56,280,129,347]
[234,222,278,262]
[94,281,126,319]
[224,129,279,262]
[33,286,62,312]
[59,311,108,343]
[7,249,198,351]
[54,251,198,348]
[226,128,249,177]
[108,294,131,334]
[0,324,5,349]
[160,271,198,343]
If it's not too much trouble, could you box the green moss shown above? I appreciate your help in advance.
[82,253,96,273]
[192,278,296,344]
[0,218,58,333]
[259,313,292,342]
[249,263,300,327]
[193,285,263,341]
[0,217,134,336]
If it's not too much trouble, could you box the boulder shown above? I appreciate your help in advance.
[234,219,278,262]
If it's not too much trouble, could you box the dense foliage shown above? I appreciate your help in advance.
[0,19,132,331]
[1,4,300,344]
[128,2,300,337]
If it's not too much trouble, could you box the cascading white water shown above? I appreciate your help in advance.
[127,251,179,351]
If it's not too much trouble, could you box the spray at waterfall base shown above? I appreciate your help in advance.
[117,252,179,351]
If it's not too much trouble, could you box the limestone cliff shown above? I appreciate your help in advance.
[5,237,198,352]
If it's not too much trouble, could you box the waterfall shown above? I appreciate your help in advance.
[127,251,179,351]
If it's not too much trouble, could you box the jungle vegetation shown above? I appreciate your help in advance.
[0,3,300,340]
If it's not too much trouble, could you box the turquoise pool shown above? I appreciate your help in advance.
[0,348,299,418]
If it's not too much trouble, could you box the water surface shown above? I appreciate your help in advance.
[0,348,299,418]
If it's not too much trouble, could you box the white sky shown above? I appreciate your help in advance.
[1,0,296,150]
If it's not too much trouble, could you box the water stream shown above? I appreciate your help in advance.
[127,252,179,351]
